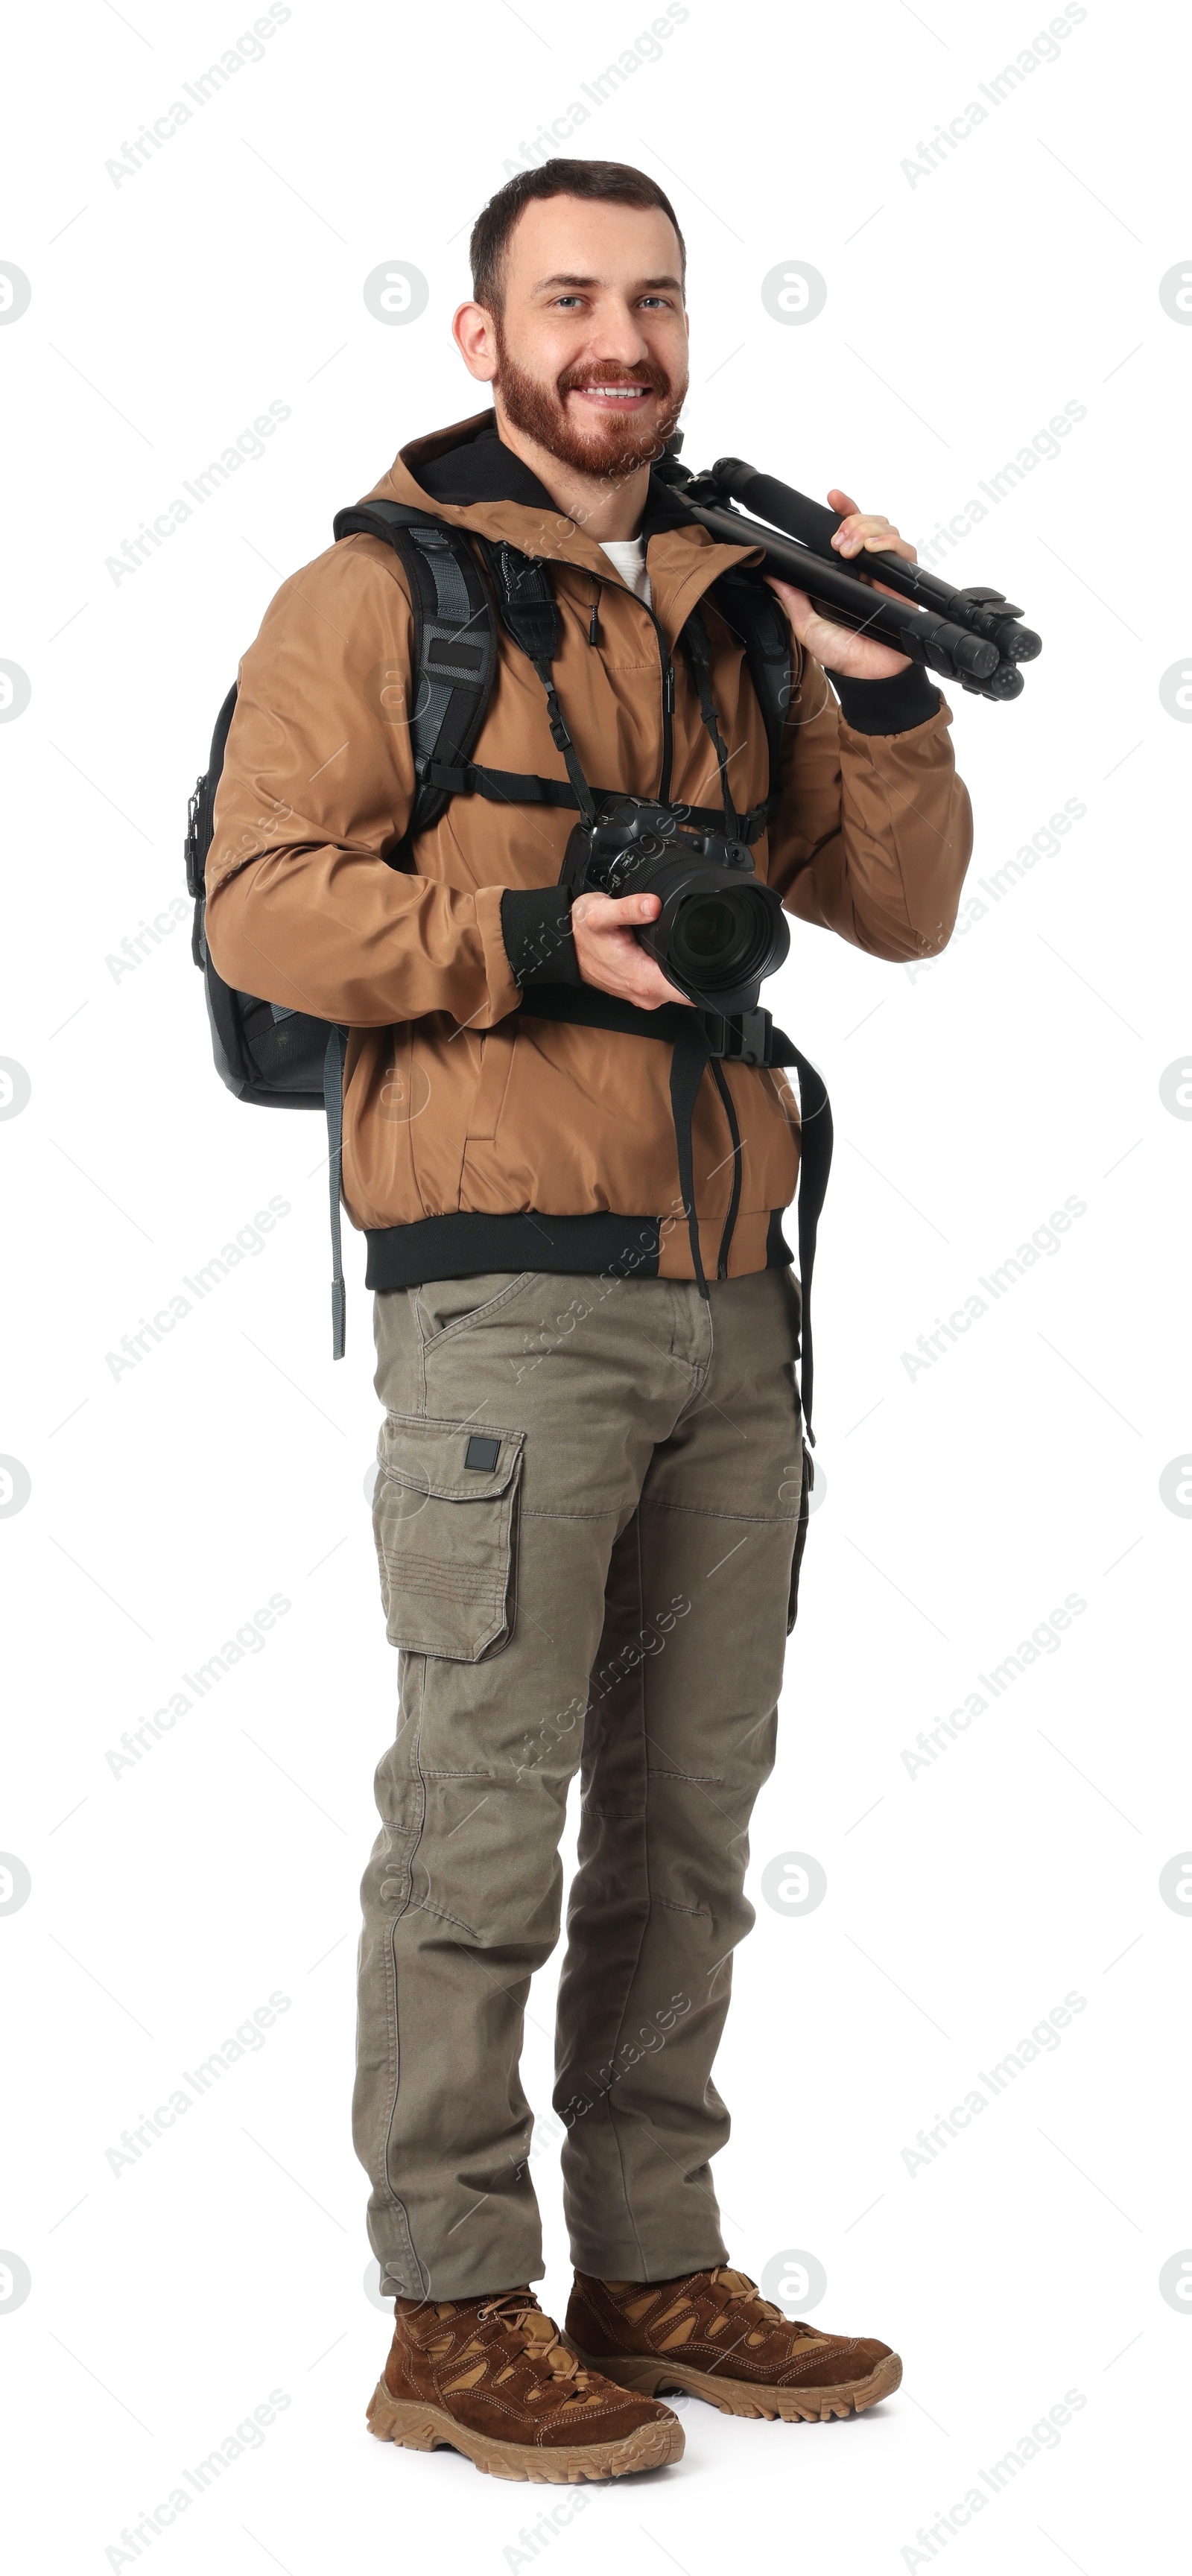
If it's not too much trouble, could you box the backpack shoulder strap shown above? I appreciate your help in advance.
[707,568,793,802]
[332,500,499,836]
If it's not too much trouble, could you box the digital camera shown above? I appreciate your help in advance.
[559,797,789,1018]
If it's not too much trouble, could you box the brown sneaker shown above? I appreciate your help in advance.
[564,2267,902,2423]
[366,2286,684,2481]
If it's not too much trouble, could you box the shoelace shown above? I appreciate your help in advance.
[471,2291,594,2390]
[708,2266,813,2336]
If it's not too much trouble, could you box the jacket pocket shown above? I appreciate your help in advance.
[466,1025,518,1142]
[373,1412,524,1661]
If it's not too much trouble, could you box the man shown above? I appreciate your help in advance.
[205,159,972,2483]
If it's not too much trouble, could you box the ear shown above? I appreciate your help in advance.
[453,300,498,383]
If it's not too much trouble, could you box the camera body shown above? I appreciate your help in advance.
[559,797,790,1019]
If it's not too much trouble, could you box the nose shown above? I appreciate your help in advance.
[582,300,654,366]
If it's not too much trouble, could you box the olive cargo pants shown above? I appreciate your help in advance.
[354,1266,808,2299]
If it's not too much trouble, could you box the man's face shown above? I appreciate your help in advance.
[472,196,690,480]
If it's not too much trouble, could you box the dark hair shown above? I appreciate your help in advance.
[469,159,686,313]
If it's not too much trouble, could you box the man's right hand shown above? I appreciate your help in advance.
[571,889,692,1009]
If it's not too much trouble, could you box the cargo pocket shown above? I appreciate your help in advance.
[373,1413,525,1661]
[787,1447,813,1635]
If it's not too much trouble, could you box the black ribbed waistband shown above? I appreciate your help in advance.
[365,1210,660,1290]
[364,1207,795,1291]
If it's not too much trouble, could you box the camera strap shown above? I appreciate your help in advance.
[677,608,739,834]
[518,983,832,1444]
[484,542,600,828]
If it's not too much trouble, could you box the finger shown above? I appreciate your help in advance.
[827,487,859,518]
[574,889,661,930]
[764,575,813,632]
[863,530,917,563]
[610,892,662,924]
[586,891,662,924]
[835,515,894,556]
[831,513,919,567]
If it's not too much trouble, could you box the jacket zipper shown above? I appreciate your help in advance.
[647,606,676,802]
[591,568,675,803]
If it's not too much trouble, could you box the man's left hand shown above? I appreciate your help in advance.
[766,486,917,680]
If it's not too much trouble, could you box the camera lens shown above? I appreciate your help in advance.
[670,886,772,994]
[677,897,740,964]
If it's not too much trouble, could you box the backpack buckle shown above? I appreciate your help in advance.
[697,1006,773,1066]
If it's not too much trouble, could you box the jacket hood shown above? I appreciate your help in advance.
[360,410,765,645]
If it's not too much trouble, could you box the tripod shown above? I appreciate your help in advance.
[658,450,1042,704]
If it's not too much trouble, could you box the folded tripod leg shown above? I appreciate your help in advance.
[710,458,1042,667]
[677,492,1018,697]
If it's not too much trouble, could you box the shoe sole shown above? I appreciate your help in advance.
[562,2340,903,2424]
[365,2379,685,2481]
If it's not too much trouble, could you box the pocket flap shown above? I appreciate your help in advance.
[376,1412,524,1504]
[373,1413,525,1663]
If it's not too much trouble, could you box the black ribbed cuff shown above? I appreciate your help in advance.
[500,886,580,988]
[825,660,942,736]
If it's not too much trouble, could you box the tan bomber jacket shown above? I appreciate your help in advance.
[204,411,973,1289]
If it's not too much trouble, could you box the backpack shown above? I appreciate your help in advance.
[185,501,793,1354]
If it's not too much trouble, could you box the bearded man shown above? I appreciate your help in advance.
[205,156,972,2484]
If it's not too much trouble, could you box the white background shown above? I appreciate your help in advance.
[2,1,1189,2569]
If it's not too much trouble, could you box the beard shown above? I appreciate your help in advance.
[492,328,687,481]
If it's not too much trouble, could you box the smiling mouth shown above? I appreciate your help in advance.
[571,382,656,406]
